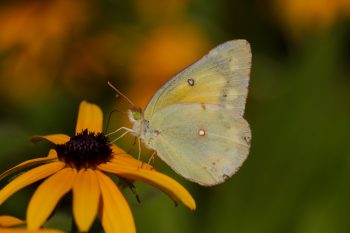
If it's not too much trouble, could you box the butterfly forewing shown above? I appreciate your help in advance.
[143,40,251,119]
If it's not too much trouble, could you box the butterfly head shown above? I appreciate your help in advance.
[128,108,143,122]
[128,108,144,137]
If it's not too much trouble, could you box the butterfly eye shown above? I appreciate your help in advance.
[132,110,142,120]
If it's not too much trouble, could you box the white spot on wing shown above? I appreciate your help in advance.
[198,129,206,136]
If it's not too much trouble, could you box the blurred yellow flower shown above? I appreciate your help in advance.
[0,101,195,233]
[129,23,209,108]
[273,0,350,37]
[0,215,64,233]
[62,33,122,97]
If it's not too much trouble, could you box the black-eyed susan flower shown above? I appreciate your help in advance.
[0,215,64,233]
[0,101,195,233]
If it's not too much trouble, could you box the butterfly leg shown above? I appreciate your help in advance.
[110,130,130,143]
[126,136,138,154]
[137,137,149,170]
[147,150,157,165]
[105,126,131,137]
[137,137,141,161]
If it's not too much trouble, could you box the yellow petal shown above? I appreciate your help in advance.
[0,157,58,182]
[47,149,58,158]
[109,144,153,170]
[0,162,65,205]
[27,168,77,230]
[75,101,103,134]
[0,229,66,233]
[30,134,70,145]
[96,170,135,233]
[0,215,24,227]
[98,162,196,210]
[72,169,100,232]
[110,144,127,154]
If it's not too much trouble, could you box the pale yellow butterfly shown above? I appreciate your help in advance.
[118,40,251,186]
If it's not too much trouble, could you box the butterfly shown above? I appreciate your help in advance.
[113,40,251,186]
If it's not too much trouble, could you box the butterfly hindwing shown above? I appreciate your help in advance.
[144,103,251,186]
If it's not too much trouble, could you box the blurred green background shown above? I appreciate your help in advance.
[1,0,350,232]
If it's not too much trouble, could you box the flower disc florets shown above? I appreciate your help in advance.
[55,129,112,169]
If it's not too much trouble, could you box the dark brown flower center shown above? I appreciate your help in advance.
[54,129,112,169]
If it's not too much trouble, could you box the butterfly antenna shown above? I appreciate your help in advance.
[108,81,136,108]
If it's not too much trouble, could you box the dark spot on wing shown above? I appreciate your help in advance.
[187,79,195,86]
[154,130,160,136]
[243,135,251,145]
[223,174,230,181]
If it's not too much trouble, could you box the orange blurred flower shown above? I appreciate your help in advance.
[62,33,122,97]
[0,0,90,102]
[0,0,127,103]
[273,0,350,37]
[128,23,209,108]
